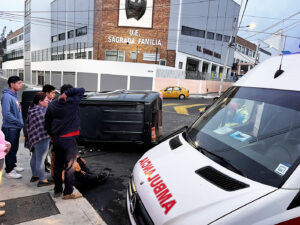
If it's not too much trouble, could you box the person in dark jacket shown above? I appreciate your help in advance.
[42,84,56,173]
[1,76,24,179]
[45,84,85,199]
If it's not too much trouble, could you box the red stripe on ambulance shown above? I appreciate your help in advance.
[139,157,177,215]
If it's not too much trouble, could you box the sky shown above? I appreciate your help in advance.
[0,0,299,52]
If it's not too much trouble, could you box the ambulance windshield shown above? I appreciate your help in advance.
[187,86,300,187]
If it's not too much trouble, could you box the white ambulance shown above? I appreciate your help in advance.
[127,53,300,225]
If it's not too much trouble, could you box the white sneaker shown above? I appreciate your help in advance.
[14,166,24,172]
[5,170,22,179]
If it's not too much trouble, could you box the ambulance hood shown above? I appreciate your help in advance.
[132,134,277,225]
[234,53,300,92]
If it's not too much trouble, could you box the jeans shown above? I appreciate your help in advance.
[53,136,78,195]
[0,159,4,185]
[2,127,21,173]
[30,138,50,181]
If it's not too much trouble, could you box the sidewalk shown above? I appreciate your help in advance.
[189,92,220,99]
[0,137,107,224]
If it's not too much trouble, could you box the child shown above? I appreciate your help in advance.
[0,130,11,216]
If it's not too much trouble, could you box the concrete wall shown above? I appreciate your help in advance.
[77,72,97,91]
[100,74,128,92]
[63,72,76,87]
[51,71,62,89]
[3,59,233,94]
[45,71,51,84]
[130,76,153,91]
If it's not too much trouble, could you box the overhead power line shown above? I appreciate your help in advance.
[245,11,300,40]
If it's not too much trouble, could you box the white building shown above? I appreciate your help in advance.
[3,27,24,79]
[233,36,257,76]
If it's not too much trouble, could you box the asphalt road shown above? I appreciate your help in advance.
[77,97,213,225]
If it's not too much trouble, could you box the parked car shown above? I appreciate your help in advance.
[161,86,189,99]
[127,53,300,225]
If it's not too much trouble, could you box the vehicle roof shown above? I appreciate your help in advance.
[234,53,300,92]
[82,90,160,103]
[166,86,185,88]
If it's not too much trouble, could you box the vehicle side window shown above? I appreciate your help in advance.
[166,87,173,91]
[174,87,181,91]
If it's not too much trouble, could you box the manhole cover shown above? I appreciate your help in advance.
[0,193,60,225]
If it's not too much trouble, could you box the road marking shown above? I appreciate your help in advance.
[174,104,206,115]
[199,107,206,113]
[163,103,181,107]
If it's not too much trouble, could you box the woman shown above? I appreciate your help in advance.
[26,92,52,187]
[0,130,11,216]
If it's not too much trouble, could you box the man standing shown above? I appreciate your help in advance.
[45,84,85,199]
[1,76,24,179]
[42,84,56,102]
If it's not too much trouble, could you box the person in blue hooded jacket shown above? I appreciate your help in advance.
[1,76,24,179]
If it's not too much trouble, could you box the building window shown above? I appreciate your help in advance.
[238,45,241,51]
[75,52,86,59]
[105,50,125,62]
[159,59,166,66]
[19,34,23,41]
[207,32,214,40]
[38,72,44,86]
[88,51,92,59]
[253,51,256,58]
[143,53,160,62]
[179,62,183,69]
[58,33,65,41]
[76,26,87,37]
[25,0,31,16]
[51,35,58,43]
[181,26,205,38]
[130,52,137,60]
[216,33,222,41]
[68,30,74,39]
[241,46,245,54]
[67,53,74,59]
[224,35,230,42]
[246,48,249,56]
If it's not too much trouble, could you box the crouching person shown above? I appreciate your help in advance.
[45,84,85,199]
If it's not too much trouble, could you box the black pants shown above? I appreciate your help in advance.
[2,127,21,173]
[53,136,78,195]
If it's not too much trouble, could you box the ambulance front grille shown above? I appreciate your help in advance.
[195,166,249,191]
[128,177,154,225]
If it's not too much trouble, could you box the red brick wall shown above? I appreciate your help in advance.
[94,0,171,65]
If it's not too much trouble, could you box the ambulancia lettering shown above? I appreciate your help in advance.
[139,157,177,215]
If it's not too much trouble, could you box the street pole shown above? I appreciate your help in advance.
[218,18,237,96]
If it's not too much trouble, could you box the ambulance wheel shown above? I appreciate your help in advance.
[179,94,185,100]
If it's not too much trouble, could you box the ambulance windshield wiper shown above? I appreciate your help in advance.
[196,146,248,178]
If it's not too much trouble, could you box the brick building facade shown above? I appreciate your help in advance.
[94,0,173,66]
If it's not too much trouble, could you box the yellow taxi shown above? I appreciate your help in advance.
[161,86,189,99]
